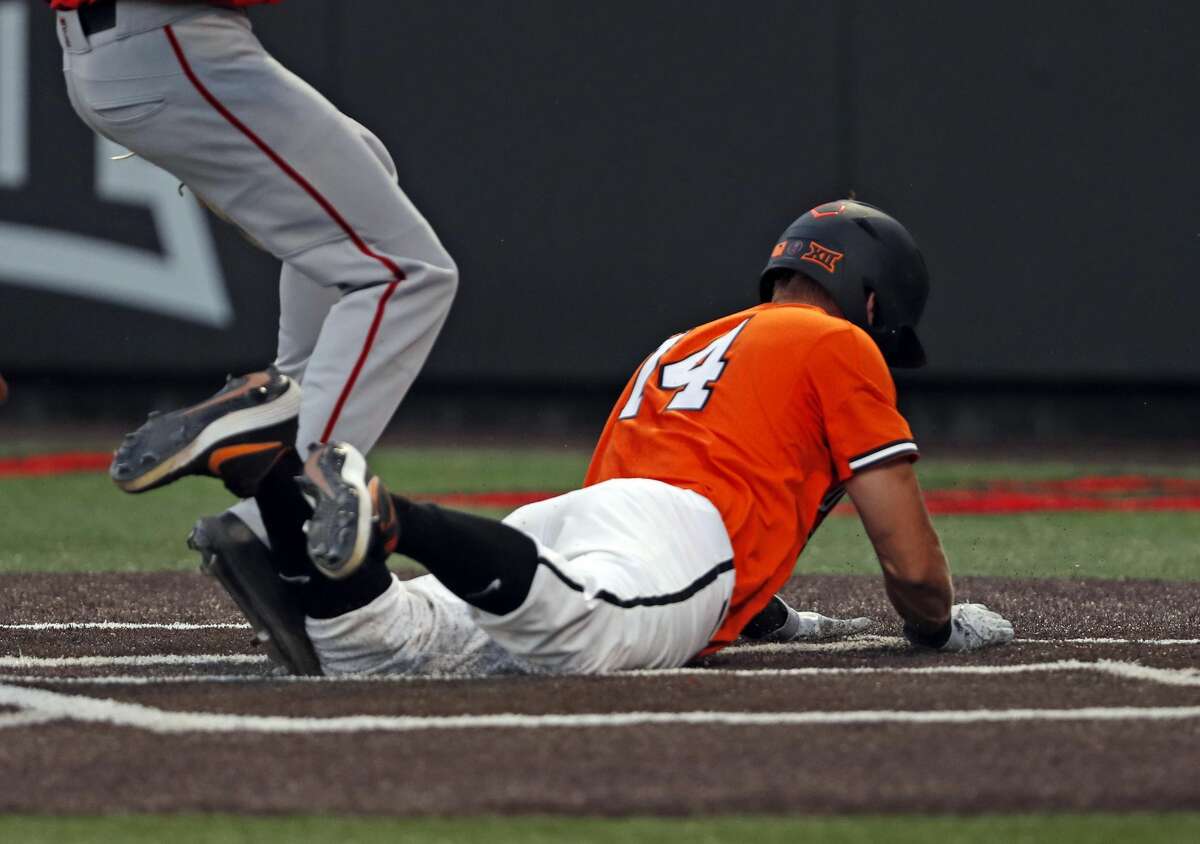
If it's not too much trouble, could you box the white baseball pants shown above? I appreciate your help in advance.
[307,479,736,676]
[57,2,456,455]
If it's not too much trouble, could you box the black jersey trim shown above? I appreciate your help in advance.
[538,558,734,609]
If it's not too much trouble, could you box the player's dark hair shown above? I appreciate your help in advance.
[767,270,840,313]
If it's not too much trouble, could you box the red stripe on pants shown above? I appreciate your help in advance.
[163,25,404,443]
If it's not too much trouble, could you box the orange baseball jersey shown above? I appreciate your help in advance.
[585,302,918,651]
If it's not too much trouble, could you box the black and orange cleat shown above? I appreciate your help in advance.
[110,368,300,496]
[189,512,322,676]
[298,442,400,580]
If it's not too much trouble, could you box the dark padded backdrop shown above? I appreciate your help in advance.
[0,0,1196,382]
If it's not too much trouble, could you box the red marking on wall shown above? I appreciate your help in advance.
[5,455,1200,515]
[0,452,112,478]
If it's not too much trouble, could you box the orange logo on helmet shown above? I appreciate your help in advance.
[800,240,843,273]
[771,241,787,258]
[810,203,846,218]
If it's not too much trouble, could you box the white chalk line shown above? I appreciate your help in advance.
[4,622,1197,660]
[0,654,269,669]
[0,709,59,730]
[2,659,1198,689]
[736,636,1200,654]
[5,625,1197,650]
[0,680,1198,735]
[0,622,248,631]
[638,659,1200,687]
[1022,638,1200,646]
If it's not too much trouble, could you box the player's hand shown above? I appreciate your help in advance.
[793,611,875,641]
[757,608,875,643]
[937,603,1014,652]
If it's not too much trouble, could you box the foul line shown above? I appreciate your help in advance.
[0,710,58,731]
[636,659,1200,687]
[0,654,268,669]
[0,622,249,631]
[1,681,1198,734]
[732,636,1200,655]
[3,659,1198,689]
[2,623,1196,649]
[1021,638,1200,646]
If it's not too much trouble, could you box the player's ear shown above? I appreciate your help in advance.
[866,291,877,327]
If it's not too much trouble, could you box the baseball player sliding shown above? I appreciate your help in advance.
[49,0,457,622]
[109,200,1014,675]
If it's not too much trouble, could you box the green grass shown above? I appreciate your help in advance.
[2,813,1198,843]
[2,451,1196,835]
[806,511,1200,580]
[0,447,586,573]
[1,447,1197,578]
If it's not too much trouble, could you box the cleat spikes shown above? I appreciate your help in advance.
[300,441,382,581]
[108,367,299,496]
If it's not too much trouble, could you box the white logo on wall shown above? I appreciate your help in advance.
[0,0,231,327]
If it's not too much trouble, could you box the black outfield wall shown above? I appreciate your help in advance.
[0,0,1196,390]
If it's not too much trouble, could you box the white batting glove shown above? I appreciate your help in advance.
[939,603,1014,652]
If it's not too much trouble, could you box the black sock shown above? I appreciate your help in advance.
[253,445,393,619]
[391,497,539,615]
[742,595,791,640]
[303,557,394,620]
[252,447,316,582]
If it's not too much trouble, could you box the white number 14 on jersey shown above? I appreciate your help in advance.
[618,318,751,419]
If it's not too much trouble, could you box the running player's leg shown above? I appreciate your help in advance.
[63,8,455,581]
[274,264,340,385]
[226,263,337,543]
[223,115,403,539]
[63,7,457,456]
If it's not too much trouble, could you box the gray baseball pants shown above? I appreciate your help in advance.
[57,2,457,538]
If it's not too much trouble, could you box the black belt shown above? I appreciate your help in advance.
[78,0,117,37]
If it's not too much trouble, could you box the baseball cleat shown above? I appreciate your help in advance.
[110,368,300,495]
[189,512,322,676]
[298,442,399,580]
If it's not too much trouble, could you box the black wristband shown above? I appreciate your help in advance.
[904,619,952,649]
[742,595,791,640]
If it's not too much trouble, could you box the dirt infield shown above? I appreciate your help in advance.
[1,572,1198,816]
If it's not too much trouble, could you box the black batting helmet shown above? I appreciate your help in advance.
[759,200,930,368]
